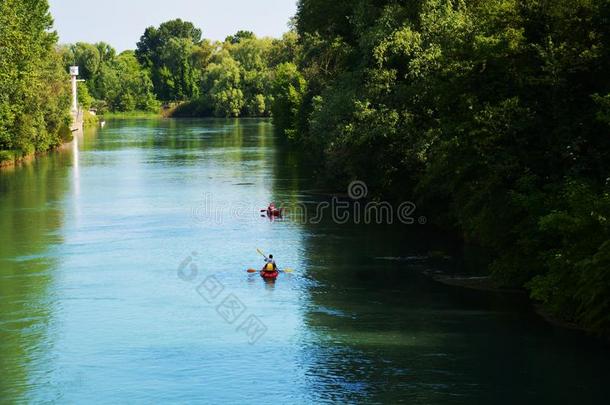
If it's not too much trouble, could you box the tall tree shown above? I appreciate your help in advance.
[225,30,255,44]
[136,19,203,101]
[0,0,71,158]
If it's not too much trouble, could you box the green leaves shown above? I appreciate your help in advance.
[203,56,243,117]
[270,63,307,137]
[0,0,70,154]
[66,45,160,113]
[136,19,203,101]
[292,0,610,333]
[160,29,293,118]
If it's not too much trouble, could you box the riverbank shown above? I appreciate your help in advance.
[0,109,83,170]
[422,266,609,341]
[423,270,524,294]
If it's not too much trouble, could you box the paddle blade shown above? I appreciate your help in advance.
[247,269,258,273]
[283,268,294,273]
[256,248,266,258]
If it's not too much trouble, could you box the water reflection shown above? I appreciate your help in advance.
[268,141,610,404]
[295,215,610,403]
[0,151,70,400]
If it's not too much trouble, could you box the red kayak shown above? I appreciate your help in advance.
[267,208,283,217]
[260,270,279,280]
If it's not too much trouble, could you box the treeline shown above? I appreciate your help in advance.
[280,0,610,334]
[0,0,72,162]
[66,20,301,118]
[60,43,159,113]
[165,27,301,118]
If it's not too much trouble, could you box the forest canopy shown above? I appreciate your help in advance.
[61,19,301,119]
[283,0,610,334]
[0,0,71,161]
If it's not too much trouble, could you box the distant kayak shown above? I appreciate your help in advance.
[261,203,283,218]
[260,270,279,280]
[266,207,283,217]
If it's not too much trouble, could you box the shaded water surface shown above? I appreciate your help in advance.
[1,118,609,404]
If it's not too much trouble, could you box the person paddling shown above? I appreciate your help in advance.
[267,203,282,217]
[262,254,278,273]
[248,249,293,278]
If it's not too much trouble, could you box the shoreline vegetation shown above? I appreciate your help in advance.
[2,0,609,337]
[0,0,73,169]
[424,270,593,335]
[101,110,161,119]
[61,23,301,121]
[0,110,82,169]
[282,0,610,337]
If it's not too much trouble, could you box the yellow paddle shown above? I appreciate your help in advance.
[248,268,294,273]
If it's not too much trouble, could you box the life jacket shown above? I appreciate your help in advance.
[264,262,275,271]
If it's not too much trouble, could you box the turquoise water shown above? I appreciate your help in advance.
[1,118,609,404]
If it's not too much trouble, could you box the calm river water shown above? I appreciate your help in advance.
[1,118,609,404]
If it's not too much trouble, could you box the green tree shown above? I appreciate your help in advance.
[202,56,244,117]
[271,62,307,138]
[269,31,301,67]
[136,19,203,101]
[68,42,101,80]
[226,30,255,44]
[77,81,93,109]
[0,0,71,157]
[103,51,160,112]
[289,0,610,334]
[169,30,302,118]
[62,43,160,113]
[228,35,274,116]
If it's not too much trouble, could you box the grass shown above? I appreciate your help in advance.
[101,110,161,119]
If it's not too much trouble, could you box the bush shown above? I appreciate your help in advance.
[0,150,15,164]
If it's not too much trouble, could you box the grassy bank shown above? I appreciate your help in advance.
[101,110,161,119]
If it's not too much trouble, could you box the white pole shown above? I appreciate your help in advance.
[70,66,79,112]
[71,75,77,112]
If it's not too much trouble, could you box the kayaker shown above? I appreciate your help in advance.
[262,254,278,273]
[266,203,282,217]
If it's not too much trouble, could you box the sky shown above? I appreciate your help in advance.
[49,0,298,51]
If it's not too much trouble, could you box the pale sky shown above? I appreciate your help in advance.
[49,0,298,51]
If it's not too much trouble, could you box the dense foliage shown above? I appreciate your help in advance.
[166,27,302,118]
[284,0,610,334]
[136,19,204,102]
[62,43,159,113]
[0,0,71,160]
[62,20,302,118]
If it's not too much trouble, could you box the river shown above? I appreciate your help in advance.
[1,118,609,404]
